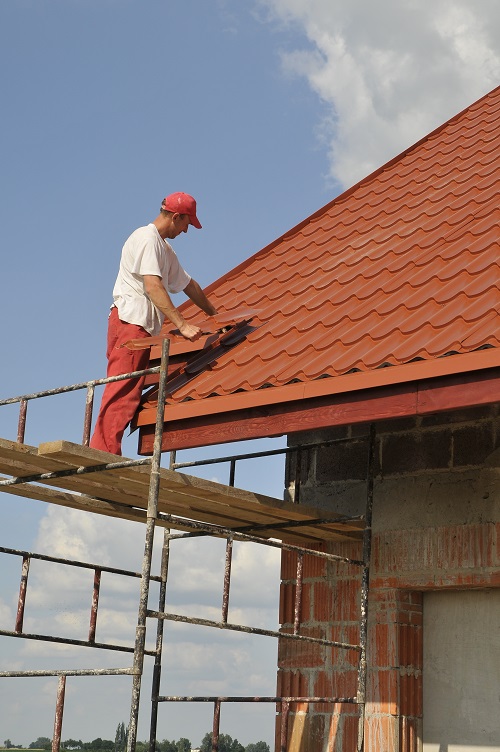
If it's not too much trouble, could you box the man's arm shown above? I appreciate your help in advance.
[183,278,218,316]
[143,275,202,341]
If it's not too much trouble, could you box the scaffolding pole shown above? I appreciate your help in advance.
[127,338,170,752]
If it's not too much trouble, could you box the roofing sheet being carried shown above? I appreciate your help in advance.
[139,85,500,425]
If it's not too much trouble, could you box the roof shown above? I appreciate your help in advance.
[136,86,500,452]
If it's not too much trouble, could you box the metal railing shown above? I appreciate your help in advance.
[0,341,374,752]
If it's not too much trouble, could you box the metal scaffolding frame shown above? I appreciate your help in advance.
[0,339,374,752]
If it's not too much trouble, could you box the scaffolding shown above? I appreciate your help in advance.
[0,339,374,752]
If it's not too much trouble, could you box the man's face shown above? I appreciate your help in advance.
[170,213,190,238]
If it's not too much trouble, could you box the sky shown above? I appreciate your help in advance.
[1,0,500,747]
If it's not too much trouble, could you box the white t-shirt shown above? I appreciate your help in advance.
[112,223,191,335]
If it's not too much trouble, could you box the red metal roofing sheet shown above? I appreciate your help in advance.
[142,86,500,416]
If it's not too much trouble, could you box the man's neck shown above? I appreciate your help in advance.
[152,214,172,239]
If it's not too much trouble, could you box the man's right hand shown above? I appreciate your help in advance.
[178,321,202,341]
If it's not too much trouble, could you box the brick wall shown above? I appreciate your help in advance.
[277,404,500,751]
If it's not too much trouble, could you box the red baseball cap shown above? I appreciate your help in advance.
[161,192,202,229]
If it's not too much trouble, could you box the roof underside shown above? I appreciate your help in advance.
[137,86,500,451]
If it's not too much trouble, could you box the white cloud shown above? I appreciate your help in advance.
[258,0,500,186]
[33,505,145,568]
[13,505,281,663]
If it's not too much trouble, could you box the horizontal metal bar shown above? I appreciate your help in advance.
[0,630,156,656]
[157,695,359,704]
[171,434,370,471]
[159,514,363,565]
[0,546,162,583]
[173,513,364,540]
[0,367,161,407]
[215,513,364,537]
[147,611,361,652]
[0,668,138,678]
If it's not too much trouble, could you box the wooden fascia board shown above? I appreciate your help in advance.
[138,366,500,453]
[135,347,500,428]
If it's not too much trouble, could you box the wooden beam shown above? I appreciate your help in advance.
[138,369,500,452]
[138,383,418,452]
[0,440,362,545]
[0,476,148,525]
[135,350,500,426]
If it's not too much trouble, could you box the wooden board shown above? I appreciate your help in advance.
[0,439,364,545]
[0,476,148,525]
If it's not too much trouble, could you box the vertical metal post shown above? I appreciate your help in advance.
[229,459,236,487]
[127,338,170,752]
[294,448,302,504]
[293,552,304,635]
[148,525,171,750]
[149,447,176,748]
[356,423,376,752]
[279,700,290,752]
[52,675,66,752]
[212,699,221,752]
[15,555,30,633]
[83,384,95,446]
[221,538,233,624]
[17,398,28,444]
[89,568,101,644]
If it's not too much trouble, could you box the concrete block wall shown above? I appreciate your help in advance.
[277,404,500,752]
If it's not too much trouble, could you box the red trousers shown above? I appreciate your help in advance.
[90,307,151,455]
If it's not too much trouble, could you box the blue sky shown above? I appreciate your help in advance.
[1,0,500,747]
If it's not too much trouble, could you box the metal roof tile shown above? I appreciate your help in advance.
[139,86,500,423]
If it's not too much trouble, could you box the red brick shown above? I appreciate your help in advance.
[300,582,313,624]
[278,627,327,669]
[327,710,342,750]
[400,672,423,717]
[367,622,397,667]
[279,582,296,625]
[330,623,360,666]
[368,587,399,607]
[371,575,409,591]
[281,550,299,580]
[281,546,330,580]
[330,668,358,699]
[312,669,357,712]
[400,715,422,752]
[312,580,334,622]
[327,712,360,752]
[335,578,362,622]
[280,581,313,627]
[277,669,309,699]
[302,547,328,578]
[364,714,399,752]
[398,624,422,669]
[367,669,398,715]
[313,670,334,711]
[287,711,326,752]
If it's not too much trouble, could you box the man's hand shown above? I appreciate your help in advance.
[178,321,202,341]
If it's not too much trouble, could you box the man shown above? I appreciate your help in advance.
[90,192,217,455]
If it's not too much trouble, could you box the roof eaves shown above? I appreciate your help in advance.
[135,346,500,427]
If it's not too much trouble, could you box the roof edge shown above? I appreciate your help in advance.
[138,366,500,453]
[136,347,500,426]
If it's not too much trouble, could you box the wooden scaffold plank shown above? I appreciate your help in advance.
[0,439,363,544]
